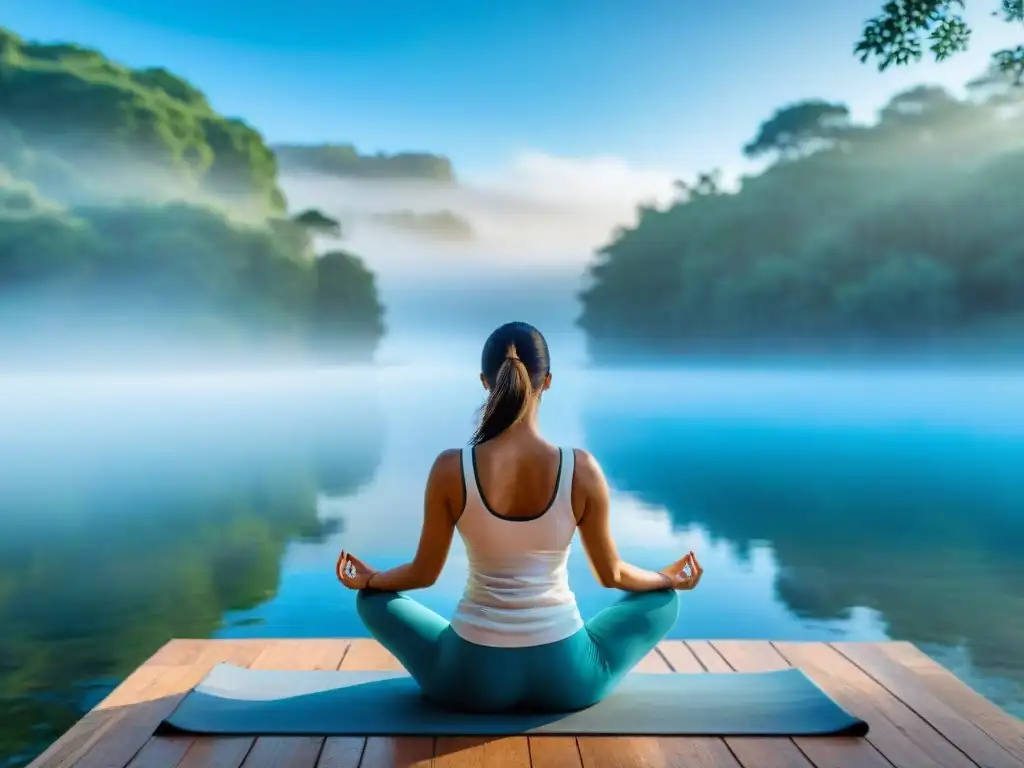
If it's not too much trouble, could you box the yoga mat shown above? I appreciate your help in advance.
[159,664,868,737]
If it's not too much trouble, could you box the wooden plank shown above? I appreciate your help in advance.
[433,736,531,768]
[236,640,351,768]
[322,639,434,768]
[659,642,815,768]
[42,640,268,768]
[132,642,269,768]
[27,665,166,768]
[176,738,254,768]
[701,641,895,768]
[315,736,364,768]
[774,642,977,768]
[127,641,271,768]
[124,735,195,768]
[528,737,582,768]
[27,640,204,768]
[241,735,323,768]
[576,648,742,768]
[128,639,348,768]
[872,642,1024,764]
[143,640,214,668]
[833,642,1023,768]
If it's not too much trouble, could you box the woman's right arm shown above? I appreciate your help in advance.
[574,449,677,592]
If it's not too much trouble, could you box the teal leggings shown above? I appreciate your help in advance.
[355,589,679,713]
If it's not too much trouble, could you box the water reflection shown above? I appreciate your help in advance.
[581,369,1024,716]
[2,366,1022,767]
[0,372,385,767]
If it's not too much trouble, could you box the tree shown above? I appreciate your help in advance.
[856,0,1024,83]
[577,77,1024,361]
[742,101,853,160]
[273,143,456,183]
[673,170,723,200]
[292,208,343,239]
[0,26,286,212]
[311,251,386,361]
[0,27,388,365]
[371,209,475,241]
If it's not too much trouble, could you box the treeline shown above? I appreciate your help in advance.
[371,209,475,241]
[0,27,384,363]
[274,143,456,183]
[578,72,1024,361]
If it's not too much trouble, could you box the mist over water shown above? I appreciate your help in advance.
[277,166,670,365]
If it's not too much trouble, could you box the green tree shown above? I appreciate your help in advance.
[742,101,854,160]
[292,208,343,239]
[578,79,1024,361]
[312,251,387,361]
[0,27,388,364]
[371,209,475,241]
[273,143,456,183]
[856,0,1024,83]
[0,27,285,212]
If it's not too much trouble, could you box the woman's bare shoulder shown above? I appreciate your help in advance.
[429,448,464,478]
[571,448,607,491]
[424,449,467,519]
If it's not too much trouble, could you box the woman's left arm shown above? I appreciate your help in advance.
[362,449,460,592]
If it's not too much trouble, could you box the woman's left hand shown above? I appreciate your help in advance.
[336,550,379,590]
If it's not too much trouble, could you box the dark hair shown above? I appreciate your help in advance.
[471,322,551,445]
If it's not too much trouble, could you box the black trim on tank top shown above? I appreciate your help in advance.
[472,447,563,522]
[454,449,468,524]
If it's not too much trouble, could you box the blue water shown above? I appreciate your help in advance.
[1,365,1023,766]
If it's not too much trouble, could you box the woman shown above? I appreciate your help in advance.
[337,321,703,713]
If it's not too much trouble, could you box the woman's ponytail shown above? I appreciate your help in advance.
[471,342,534,444]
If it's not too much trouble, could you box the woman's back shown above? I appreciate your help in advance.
[338,321,702,714]
[450,440,584,647]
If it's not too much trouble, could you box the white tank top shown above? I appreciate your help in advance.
[449,446,585,648]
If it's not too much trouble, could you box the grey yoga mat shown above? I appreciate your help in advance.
[158,664,869,737]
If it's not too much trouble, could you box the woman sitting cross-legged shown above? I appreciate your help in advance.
[337,321,704,713]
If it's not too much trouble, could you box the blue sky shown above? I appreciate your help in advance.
[5,0,1019,177]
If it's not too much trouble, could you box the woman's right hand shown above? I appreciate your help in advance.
[660,551,704,590]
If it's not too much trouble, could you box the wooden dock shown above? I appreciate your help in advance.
[27,639,1024,768]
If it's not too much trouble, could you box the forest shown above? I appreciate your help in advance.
[578,72,1024,361]
[273,143,455,182]
[0,27,385,364]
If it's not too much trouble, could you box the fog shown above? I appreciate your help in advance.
[279,152,680,365]
[1,144,685,370]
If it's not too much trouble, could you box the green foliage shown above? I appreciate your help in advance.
[743,101,852,159]
[293,208,343,238]
[274,143,456,182]
[312,251,386,360]
[0,28,387,362]
[0,184,365,356]
[0,27,285,211]
[372,209,475,241]
[578,80,1024,360]
[856,1,1024,82]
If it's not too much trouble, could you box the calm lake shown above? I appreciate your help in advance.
[2,364,1023,766]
